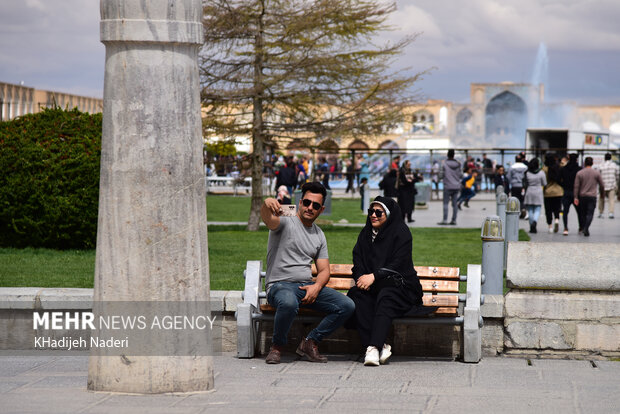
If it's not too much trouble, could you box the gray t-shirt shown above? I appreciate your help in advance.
[265,216,328,289]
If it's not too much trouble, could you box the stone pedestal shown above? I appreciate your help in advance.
[88,0,213,393]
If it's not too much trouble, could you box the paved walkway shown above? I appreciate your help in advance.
[1,353,619,413]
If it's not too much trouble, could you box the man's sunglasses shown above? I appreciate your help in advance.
[301,199,322,210]
[367,208,385,218]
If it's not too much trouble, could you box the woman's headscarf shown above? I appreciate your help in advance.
[351,196,422,299]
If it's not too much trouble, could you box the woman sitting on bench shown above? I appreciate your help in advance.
[346,196,423,366]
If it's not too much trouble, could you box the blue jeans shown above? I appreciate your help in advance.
[443,189,459,222]
[267,281,355,346]
[526,205,541,225]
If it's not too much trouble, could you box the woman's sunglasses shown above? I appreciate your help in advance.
[301,199,322,210]
[367,208,385,218]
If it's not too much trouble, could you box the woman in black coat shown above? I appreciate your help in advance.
[347,196,423,366]
[398,160,416,222]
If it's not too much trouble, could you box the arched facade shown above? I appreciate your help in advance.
[485,91,528,148]
[348,139,369,151]
[456,108,473,136]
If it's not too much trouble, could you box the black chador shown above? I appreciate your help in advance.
[346,196,423,348]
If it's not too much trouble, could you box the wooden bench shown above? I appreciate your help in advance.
[237,261,484,362]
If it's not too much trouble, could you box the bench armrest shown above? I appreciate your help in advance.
[243,261,263,309]
[463,264,482,362]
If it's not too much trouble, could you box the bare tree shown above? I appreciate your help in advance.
[201,0,426,230]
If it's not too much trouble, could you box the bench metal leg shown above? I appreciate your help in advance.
[463,264,482,363]
[237,261,263,358]
[236,303,257,358]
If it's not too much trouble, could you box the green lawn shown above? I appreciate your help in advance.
[0,226,529,291]
[0,195,529,291]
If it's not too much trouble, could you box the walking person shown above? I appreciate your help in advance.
[560,153,581,235]
[275,157,297,197]
[457,168,478,209]
[438,149,462,225]
[542,153,563,233]
[574,157,605,237]
[507,154,528,219]
[346,197,423,366]
[494,165,510,195]
[482,153,494,192]
[596,153,619,219]
[398,160,416,223]
[261,182,355,364]
[345,158,355,194]
[430,160,440,200]
[378,168,398,199]
[523,158,547,233]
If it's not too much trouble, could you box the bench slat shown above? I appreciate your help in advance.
[420,280,459,293]
[317,278,458,293]
[259,303,458,316]
[422,294,458,307]
[310,264,460,280]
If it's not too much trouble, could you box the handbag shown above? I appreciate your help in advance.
[372,268,405,290]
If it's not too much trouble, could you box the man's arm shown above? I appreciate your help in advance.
[261,197,282,230]
[299,258,330,305]
[574,173,581,205]
[598,172,605,197]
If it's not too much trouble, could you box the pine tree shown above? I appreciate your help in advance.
[201,0,425,230]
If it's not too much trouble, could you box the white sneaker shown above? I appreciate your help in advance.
[610,214,615,219]
[379,344,392,364]
[553,219,559,233]
[548,226,553,233]
[364,346,380,366]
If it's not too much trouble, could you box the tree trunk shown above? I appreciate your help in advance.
[247,1,266,231]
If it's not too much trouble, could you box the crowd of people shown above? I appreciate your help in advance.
[433,150,618,237]
[494,151,617,236]
[273,153,372,203]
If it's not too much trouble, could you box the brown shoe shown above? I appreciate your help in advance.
[296,337,327,363]
[266,345,283,364]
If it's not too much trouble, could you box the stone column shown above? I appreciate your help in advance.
[88,0,213,393]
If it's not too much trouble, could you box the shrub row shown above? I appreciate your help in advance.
[0,107,102,249]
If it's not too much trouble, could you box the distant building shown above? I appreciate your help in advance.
[0,81,103,121]
[272,82,620,156]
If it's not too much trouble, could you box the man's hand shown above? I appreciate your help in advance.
[356,273,375,291]
[299,283,322,305]
[261,197,283,230]
[264,198,283,216]
[574,198,579,206]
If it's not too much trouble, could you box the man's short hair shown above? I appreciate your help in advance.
[447,149,455,159]
[584,157,594,166]
[301,182,327,205]
[605,152,612,161]
[515,154,522,162]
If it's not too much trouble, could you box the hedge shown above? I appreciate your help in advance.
[0,107,102,249]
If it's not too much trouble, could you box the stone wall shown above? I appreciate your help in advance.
[504,242,620,358]
[0,288,484,360]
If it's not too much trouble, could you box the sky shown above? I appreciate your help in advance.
[1,0,620,105]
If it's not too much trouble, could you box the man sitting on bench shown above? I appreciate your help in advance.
[261,182,355,364]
